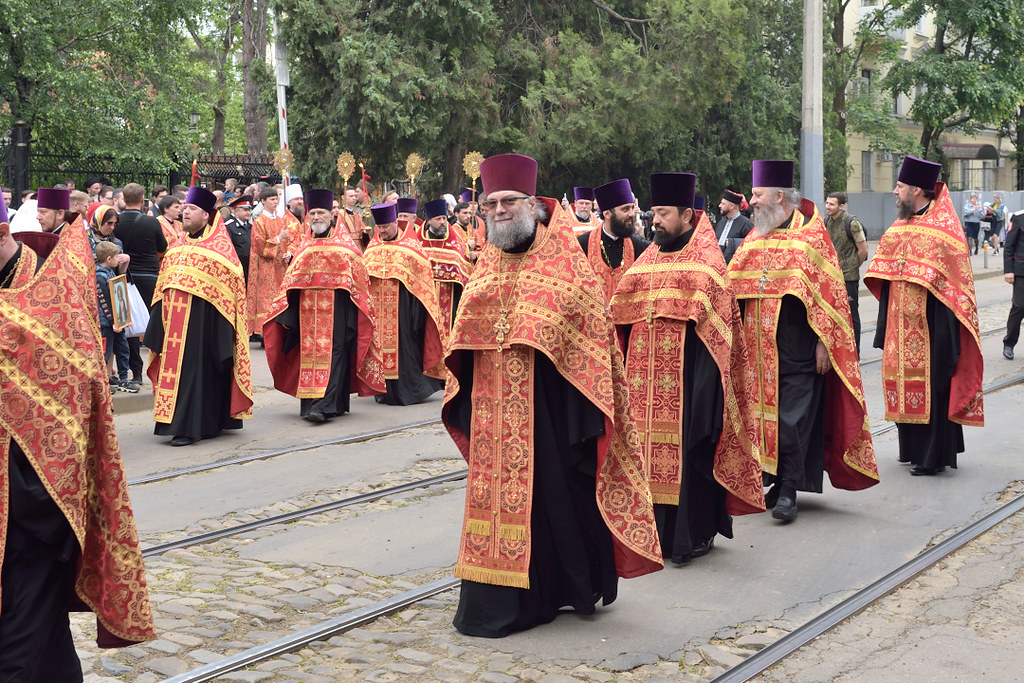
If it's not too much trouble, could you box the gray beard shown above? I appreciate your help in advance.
[896,197,915,221]
[487,209,536,251]
[311,220,330,235]
[753,202,786,236]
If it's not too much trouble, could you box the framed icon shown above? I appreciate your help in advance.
[109,274,132,329]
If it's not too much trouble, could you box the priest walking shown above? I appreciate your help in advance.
[362,202,447,405]
[865,155,984,475]
[611,172,764,565]
[729,160,878,521]
[418,198,472,330]
[442,153,662,638]
[145,187,253,446]
[264,190,385,422]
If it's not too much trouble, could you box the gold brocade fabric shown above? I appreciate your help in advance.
[363,225,448,380]
[587,227,635,303]
[150,215,253,422]
[263,225,385,398]
[1,225,155,644]
[864,183,984,426]
[729,201,879,491]
[610,213,765,514]
[247,212,300,335]
[443,198,663,589]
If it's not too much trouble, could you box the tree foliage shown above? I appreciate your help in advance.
[0,0,206,167]
[281,0,804,204]
[881,0,1024,160]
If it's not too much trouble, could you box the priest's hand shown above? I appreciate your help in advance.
[815,340,831,375]
[1006,273,1015,285]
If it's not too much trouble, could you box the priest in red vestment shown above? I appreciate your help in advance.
[418,198,472,330]
[610,172,764,565]
[264,190,385,422]
[362,202,447,405]
[865,155,984,475]
[568,185,602,235]
[0,200,155,679]
[247,186,300,337]
[145,186,253,446]
[578,178,650,302]
[729,160,878,522]
[443,153,662,638]
[396,197,423,234]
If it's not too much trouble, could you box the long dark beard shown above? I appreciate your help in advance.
[608,213,634,238]
[896,196,915,221]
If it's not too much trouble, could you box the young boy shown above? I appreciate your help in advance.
[95,241,138,393]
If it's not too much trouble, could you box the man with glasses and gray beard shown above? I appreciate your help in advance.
[729,160,878,523]
[865,155,984,476]
[441,153,662,638]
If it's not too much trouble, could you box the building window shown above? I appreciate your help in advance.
[860,69,872,92]
[862,151,874,191]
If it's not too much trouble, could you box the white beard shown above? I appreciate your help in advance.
[752,201,786,237]
[311,220,330,235]
[486,206,536,251]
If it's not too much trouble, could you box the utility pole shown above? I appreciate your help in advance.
[801,0,824,209]
[273,14,290,161]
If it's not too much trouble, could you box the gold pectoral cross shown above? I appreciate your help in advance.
[494,309,511,349]
[897,256,906,275]
[646,304,655,325]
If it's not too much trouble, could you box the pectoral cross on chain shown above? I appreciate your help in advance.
[646,304,655,325]
[897,256,906,275]
[494,309,511,349]
[758,268,770,294]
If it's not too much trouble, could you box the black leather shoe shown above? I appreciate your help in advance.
[772,496,797,522]
[304,410,326,423]
[691,537,715,558]
[910,465,939,476]
[764,485,780,509]
[1004,345,1014,360]
[170,436,199,447]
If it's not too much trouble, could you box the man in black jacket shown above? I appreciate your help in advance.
[224,195,254,283]
[1002,209,1024,359]
[114,182,168,384]
[714,189,752,264]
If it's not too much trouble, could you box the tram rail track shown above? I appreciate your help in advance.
[155,370,1024,682]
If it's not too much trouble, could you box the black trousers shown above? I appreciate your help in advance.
[0,528,83,682]
[1004,276,1024,348]
[846,279,861,357]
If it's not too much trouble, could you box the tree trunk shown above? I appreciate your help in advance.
[443,138,468,196]
[242,0,269,154]
[211,95,227,154]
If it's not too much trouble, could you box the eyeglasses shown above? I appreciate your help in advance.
[480,195,531,211]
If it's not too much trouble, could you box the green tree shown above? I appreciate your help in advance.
[0,0,204,168]
[881,0,1024,161]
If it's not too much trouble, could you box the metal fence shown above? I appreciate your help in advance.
[846,190,1024,240]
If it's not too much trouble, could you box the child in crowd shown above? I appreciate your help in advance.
[95,241,139,393]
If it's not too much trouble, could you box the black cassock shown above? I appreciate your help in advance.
[378,284,444,406]
[274,288,358,418]
[874,282,964,469]
[0,442,82,682]
[144,297,243,440]
[447,353,618,638]
[740,295,826,493]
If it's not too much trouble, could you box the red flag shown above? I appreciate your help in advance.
[190,159,199,187]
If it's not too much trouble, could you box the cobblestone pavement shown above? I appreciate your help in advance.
[77,479,1024,682]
